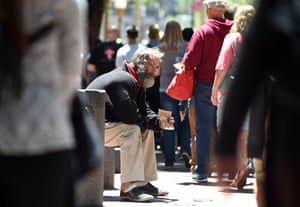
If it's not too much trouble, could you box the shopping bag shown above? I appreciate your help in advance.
[166,63,194,100]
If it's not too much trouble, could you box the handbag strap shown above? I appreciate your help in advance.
[225,36,240,77]
[231,36,240,60]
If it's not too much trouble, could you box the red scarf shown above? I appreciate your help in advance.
[124,61,141,87]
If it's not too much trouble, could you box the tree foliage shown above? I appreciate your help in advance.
[226,0,256,6]
[174,0,256,13]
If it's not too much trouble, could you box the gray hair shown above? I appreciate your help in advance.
[203,0,227,9]
[128,47,164,88]
[129,47,164,68]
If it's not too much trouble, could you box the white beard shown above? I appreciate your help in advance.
[136,64,155,88]
[141,76,155,88]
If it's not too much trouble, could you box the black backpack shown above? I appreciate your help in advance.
[218,37,240,93]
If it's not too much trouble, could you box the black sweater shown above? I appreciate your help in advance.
[87,66,160,132]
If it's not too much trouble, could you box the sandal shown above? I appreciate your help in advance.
[230,164,250,189]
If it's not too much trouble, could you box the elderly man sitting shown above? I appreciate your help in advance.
[87,47,170,202]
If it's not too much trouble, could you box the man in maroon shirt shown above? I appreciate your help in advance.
[182,0,233,183]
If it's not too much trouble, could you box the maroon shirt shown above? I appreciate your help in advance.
[184,18,233,83]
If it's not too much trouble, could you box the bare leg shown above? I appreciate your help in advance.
[188,103,197,172]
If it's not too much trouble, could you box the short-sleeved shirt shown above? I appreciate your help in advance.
[215,32,242,71]
[215,32,248,130]
[88,40,123,76]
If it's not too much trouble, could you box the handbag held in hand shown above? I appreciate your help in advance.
[166,63,194,100]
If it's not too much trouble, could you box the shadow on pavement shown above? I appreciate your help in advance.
[103,195,179,203]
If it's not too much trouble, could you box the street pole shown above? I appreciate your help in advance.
[114,0,127,38]
[103,0,109,40]
[135,0,141,32]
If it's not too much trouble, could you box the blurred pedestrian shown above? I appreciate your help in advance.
[215,0,300,206]
[86,25,123,83]
[211,4,256,188]
[182,27,194,42]
[115,25,145,68]
[247,77,272,207]
[146,24,160,48]
[224,4,237,20]
[0,0,87,206]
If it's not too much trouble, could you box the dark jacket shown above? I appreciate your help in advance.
[88,40,123,76]
[87,64,160,132]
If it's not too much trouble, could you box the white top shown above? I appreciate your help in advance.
[115,43,146,67]
[0,0,87,156]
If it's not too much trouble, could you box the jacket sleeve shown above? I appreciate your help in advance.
[106,82,143,126]
[138,88,161,132]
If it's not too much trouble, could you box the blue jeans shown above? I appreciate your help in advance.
[194,82,217,175]
[160,92,191,166]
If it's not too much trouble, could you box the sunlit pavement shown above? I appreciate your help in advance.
[103,150,257,207]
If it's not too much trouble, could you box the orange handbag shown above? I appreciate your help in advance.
[166,66,194,101]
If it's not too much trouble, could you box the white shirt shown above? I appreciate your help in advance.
[115,43,146,67]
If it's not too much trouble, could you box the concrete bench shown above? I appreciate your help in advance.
[103,146,120,190]
[74,89,120,195]
[75,89,106,207]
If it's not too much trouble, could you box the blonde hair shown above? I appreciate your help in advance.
[159,20,184,52]
[230,5,256,34]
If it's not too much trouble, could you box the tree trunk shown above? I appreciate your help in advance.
[87,0,105,51]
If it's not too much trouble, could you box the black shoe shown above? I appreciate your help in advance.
[120,187,153,202]
[181,152,191,168]
[137,182,169,196]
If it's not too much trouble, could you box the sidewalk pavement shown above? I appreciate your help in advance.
[103,150,257,207]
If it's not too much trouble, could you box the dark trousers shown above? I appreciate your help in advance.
[266,84,300,207]
[0,150,75,207]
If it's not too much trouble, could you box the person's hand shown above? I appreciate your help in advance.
[211,88,219,106]
[168,116,175,125]
[159,116,175,130]
[173,62,185,73]
[179,110,185,121]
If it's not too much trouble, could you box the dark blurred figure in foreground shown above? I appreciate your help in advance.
[216,0,300,207]
[212,4,256,189]
[247,76,272,207]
